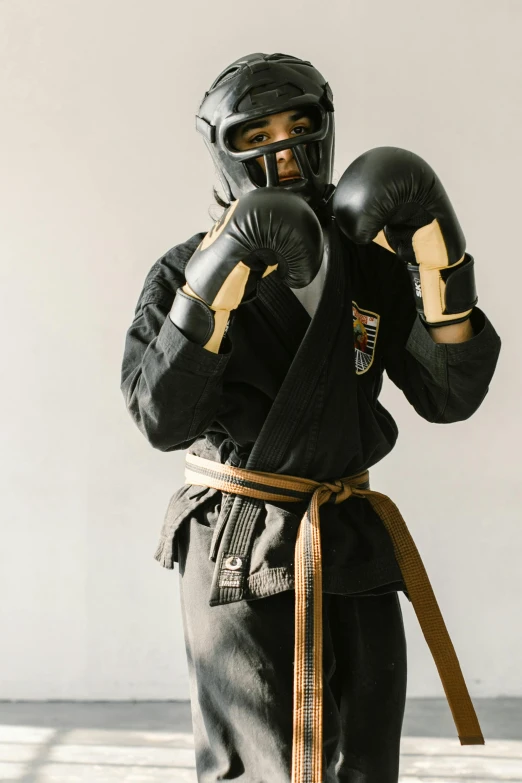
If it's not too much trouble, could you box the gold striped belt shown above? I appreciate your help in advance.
[185,453,484,783]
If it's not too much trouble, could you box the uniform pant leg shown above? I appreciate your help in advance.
[178,515,406,783]
[325,593,408,783]
[177,516,344,783]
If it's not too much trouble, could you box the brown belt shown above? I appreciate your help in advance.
[185,454,484,783]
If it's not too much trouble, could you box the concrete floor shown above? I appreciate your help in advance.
[0,699,520,782]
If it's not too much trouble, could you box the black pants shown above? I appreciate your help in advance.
[178,516,407,783]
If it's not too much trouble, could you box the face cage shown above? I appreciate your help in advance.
[220,105,333,198]
[244,141,321,189]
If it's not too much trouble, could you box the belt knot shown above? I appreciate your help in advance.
[320,479,354,504]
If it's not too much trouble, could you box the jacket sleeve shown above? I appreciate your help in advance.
[378,248,501,423]
[120,244,231,451]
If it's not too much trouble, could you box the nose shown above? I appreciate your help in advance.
[275,142,299,177]
[276,150,297,171]
[255,132,301,178]
[276,141,296,165]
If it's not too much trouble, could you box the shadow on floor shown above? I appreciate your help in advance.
[1,698,521,739]
[0,700,520,782]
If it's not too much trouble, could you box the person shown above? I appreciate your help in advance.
[120,53,501,783]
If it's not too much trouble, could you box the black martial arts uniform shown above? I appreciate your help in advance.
[121,220,501,783]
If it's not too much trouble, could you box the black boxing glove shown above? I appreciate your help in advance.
[332,146,478,327]
[170,188,324,352]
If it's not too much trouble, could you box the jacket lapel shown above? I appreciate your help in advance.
[247,221,346,473]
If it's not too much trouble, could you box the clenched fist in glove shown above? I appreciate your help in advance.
[170,188,324,352]
[332,146,478,328]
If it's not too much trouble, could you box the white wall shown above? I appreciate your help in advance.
[1,0,519,700]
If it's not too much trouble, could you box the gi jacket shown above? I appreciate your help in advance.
[121,219,501,605]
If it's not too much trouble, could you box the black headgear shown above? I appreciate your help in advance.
[196,53,335,213]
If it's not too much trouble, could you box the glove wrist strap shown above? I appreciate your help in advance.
[169,286,231,353]
[407,253,478,327]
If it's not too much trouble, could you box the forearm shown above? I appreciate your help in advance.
[402,309,500,423]
[428,316,474,344]
[121,299,230,450]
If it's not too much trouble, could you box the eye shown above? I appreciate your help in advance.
[247,122,311,146]
[292,125,310,136]
[248,133,268,145]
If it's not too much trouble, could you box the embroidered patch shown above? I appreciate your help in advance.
[352,302,380,375]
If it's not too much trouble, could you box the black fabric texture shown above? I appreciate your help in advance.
[121,222,501,597]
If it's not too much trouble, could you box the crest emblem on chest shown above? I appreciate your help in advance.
[352,302,380,375]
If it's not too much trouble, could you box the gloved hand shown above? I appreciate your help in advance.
[170,188,324,352]
[332,146,478,327]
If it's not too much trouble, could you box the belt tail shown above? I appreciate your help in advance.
[363,491,485,746]
[292,491,325,783]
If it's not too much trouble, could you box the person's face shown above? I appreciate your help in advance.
[229,108,314,182]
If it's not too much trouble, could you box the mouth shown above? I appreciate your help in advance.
[279,175,301,182]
